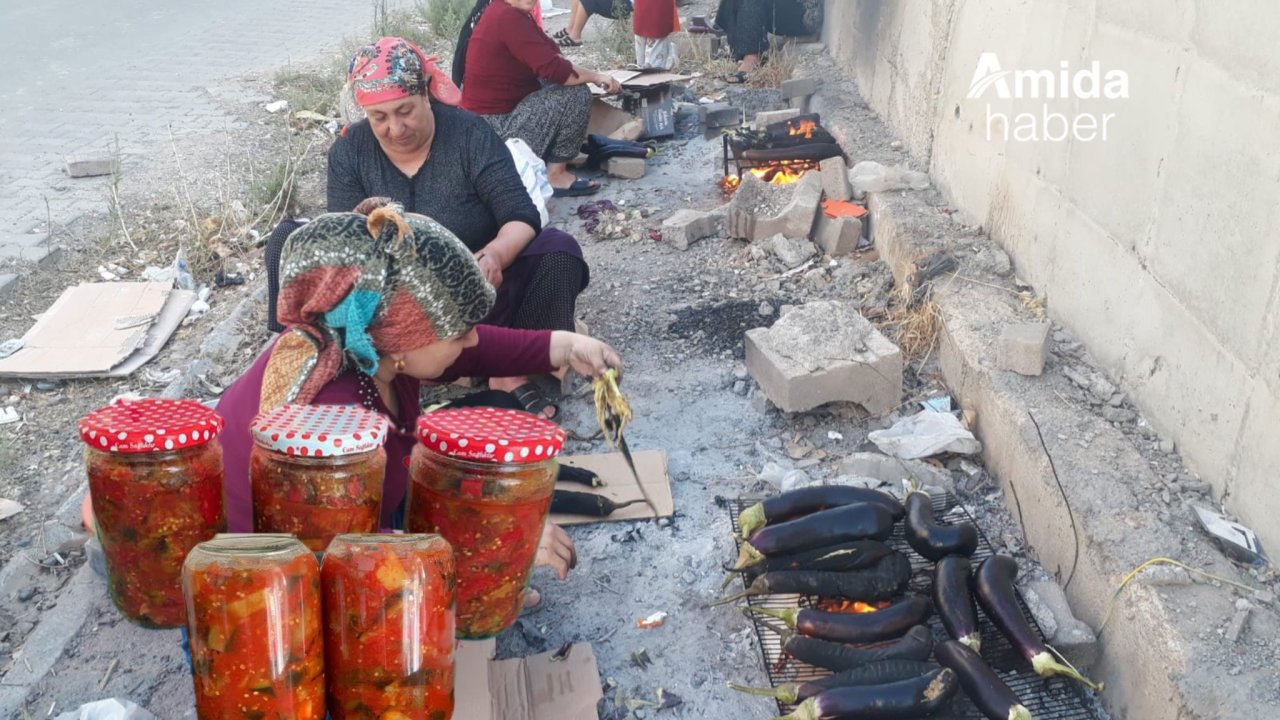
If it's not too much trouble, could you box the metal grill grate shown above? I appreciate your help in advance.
[726,495,1104,719]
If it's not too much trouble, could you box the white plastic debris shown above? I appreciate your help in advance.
[868,411,983,459]
[55,699,159,720]
[0,497,23,521]
[0,406,20,424]
[263,100,289,113]
[827,430,844,441]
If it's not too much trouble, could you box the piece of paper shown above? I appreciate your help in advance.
[552,450,673,525]
[0,282,195,379]
[455,639,603,720]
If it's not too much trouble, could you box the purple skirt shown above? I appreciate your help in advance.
[484,226,589,329]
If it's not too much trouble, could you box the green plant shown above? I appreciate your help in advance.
[274,68,342,116]
[419,0,473,43]
[604,0,636,63]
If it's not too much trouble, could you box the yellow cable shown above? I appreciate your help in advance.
[1098,557,1258,632]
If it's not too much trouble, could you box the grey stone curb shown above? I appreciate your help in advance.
[0,283,264,716]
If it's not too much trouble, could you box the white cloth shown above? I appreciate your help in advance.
[505,138,553,227]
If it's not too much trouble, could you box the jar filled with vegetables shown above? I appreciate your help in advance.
[406,407,564,638]
[183,535,325,720]
[79,398,227,628]
[322,534,456,719]
[250,404,389,551]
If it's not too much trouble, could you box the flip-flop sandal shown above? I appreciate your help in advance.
[511,382,559,419]
[557,35,583,47]
[551,177,601,198]
[723,71,750,84]
[552,29,569,39]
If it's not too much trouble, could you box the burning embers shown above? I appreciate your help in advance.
[819,599,893,614]
[721,113,842,194]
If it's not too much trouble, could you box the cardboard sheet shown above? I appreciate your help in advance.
[455,639,603,720]
[0,282,195,379]
[552,450,673,525]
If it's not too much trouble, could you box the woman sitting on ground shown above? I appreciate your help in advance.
[715,0,822,83]
[270,36,588,417]
[223,208,622,581]
[456,0,622,197]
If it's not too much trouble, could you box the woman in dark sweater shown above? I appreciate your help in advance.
[457,0,622,196]
[268,37,588,416]
[716,0,823,82]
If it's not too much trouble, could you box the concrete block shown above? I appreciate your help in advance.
[726,172,822,242]
[64,153,116,178]
[1024,579,1099,670]
[605,156,645,179]
[744,300,903,414]
[762,233,816,269]
[820,156,852,201]
[814,214,862,256]
[997,322,1050,376]
[700,103,741,129]
[754,107,800,131]
[661,208,723,250]
[780,77,819,100]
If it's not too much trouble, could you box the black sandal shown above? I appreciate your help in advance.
[552,28,570,39]
[511,383,558,419]
[557,35,583,48]
[724,70,750,84]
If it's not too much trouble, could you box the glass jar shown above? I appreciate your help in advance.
[322,534,456,719]
[183,535,325,720]
[406,407,565,638]
[250,404,389,551]
[79,398,227,628]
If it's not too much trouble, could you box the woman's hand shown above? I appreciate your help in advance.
[592,72,622,95]
[475,251,504,288]
[550,331,623,379]
[534,522,577,580]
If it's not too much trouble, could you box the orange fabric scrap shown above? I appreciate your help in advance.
[822,199,869,219]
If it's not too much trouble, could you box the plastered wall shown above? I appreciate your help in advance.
[824,0,1280,544]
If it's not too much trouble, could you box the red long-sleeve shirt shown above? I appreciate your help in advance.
[461,1,577,115]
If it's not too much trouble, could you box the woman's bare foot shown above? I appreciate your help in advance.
[737,54,761,73]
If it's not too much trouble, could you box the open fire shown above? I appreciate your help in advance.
[719,160,821,193]
[818,599,893,614]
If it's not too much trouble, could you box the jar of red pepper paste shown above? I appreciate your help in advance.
[250,404,389,552]
[406,407,565,639]
[322,534,456,719]
[183,535,325,720]
[78,398,227,628]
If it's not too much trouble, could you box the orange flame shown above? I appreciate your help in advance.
[719,161,820,194]
[788,119,818,139]
[818,599,892,614]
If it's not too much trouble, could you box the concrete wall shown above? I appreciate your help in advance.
[823,0,1280,543]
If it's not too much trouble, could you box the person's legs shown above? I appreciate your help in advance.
[264,218,307,333]
[495,84,595,190]
[565,0,589,41]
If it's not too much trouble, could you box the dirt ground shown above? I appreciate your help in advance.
[3,2,1277,719]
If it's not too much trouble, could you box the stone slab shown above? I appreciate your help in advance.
[997,322,1051,376]
[606,156,646,179]
[661,208,723,250]
[820,156,853,201]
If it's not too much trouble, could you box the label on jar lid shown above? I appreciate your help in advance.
[79,398,224,454]
[252,404,388,457]
[416,407,566,464]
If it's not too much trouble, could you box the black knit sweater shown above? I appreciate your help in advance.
[327,104,542,252]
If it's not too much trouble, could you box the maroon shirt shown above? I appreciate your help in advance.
[461,1,577,115]
[215,325,554,531]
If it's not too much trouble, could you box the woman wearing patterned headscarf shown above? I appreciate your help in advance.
[269,36,596,418]
[224,208,619,576]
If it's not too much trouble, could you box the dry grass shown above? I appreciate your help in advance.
[748,39,799,88]
[604,0,637,64]
[886,294,943,364]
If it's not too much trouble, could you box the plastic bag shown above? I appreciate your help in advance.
[55,699,159,720]
[867,411,982,459]
[505,138,553,226]
[635,36,678,71]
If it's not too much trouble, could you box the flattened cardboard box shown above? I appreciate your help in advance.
[455,639,602,720]
[553,450,673,525]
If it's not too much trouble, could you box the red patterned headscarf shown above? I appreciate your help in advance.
[347,36,462,107]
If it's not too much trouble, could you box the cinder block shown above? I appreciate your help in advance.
[780,77,819,100]
[997,322,1051,376]
[64,153,116,178]
[814,214,862,256]
[605,157,646,179]
[727,172,823,242]
[661,208,723,250]
[1024,579,1099,669]
[754,108,800,131]
[820,156,853,201]
[745,300,903,414]
[700,103,741,129]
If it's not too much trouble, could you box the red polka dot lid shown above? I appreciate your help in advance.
[416,407,565,464]
[79,398,224,454]
[252,404,389,458]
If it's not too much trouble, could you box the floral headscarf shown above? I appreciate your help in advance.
[260,208,494,410]
[347,36,462,107]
